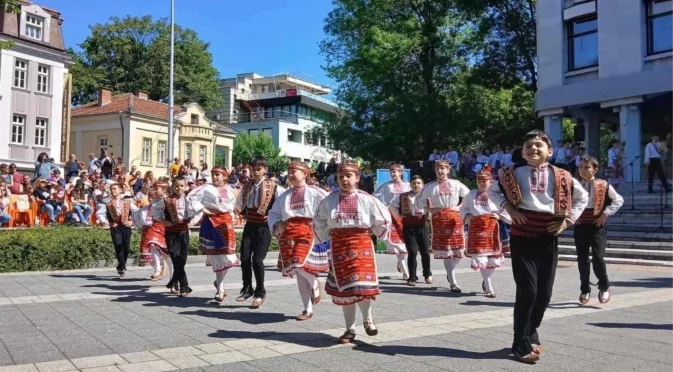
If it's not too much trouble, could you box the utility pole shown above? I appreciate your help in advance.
[167,0,176,166]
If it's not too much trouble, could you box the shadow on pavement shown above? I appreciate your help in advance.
[588,322,673,331]
[181,309,294,324]
[49,273,149,283]
[353,343,511,360]
[611,277,673,289]
[548,301,601,310]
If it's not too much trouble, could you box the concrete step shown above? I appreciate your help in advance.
[560,229,672,242]
[558,254,673,267]
[558,237,673,250]
[608,213,672,225]
[558,245,673,261]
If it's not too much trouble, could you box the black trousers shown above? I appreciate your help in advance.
[166,231,190,291]
[241,222,272,297]
[110,226,132,272]
[403,224,432,281]
[648,158,670,191]
[574,223,609,293]
[510,234,558,356]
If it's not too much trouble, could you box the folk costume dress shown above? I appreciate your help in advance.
[373,171,411,279]
[415,172,470,290]
[488,162,587,358]
[106,196,138,276]
[606,148,624,186]
[575,177,623,303]
[269,174,329,318]
[389,190,432,283]
[133,199,171,280]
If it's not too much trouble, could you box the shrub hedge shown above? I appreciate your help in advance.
[0,227,279,273]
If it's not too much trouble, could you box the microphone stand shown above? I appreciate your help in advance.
[622,156,640,211]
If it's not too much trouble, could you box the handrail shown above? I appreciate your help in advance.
[236,110,299,124]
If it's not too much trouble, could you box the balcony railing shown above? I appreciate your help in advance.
[241,89,337,107]
[236,110,299,124]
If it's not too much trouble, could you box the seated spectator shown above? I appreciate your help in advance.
[93,180,110,227]
[135,183,151,207]
[0,180,11,196]
[122,183,133,198]
[34,179,62,225]
[129,170,143,194]
[69,179,92,226]
[0,184,11,227]
[49,169,65,188]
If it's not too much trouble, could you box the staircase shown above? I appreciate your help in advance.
[557,181,673,267]
[240,91,264,121]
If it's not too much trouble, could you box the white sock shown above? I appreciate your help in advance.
[296,274,313,314]
[297,269,319,298]
[396,254,409,277]
[150,247,161,275]
[443,258,461,286]
[481,268,495,293]
[215,269,228,293]
[166,258,174,280]
[357,299,373,323]
[342,304,357,332]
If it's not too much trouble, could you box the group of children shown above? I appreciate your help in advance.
[109,130,623,365]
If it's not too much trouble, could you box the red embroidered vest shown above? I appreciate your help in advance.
[106,199,131,224]
[240,179,276,216]
[590,179,610,216]
[498,164,574,218]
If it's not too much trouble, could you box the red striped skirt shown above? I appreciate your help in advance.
[383,213,406,254]
[466,215,501,257]
[140,223,167,264]
[430,209,465,259]
[325,228,379,305]
[509,209,557,238]
[199,213,236,255]
[279,217,328,276]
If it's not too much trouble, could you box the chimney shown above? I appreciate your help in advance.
[134,90,149,100]
[98,87,112,107]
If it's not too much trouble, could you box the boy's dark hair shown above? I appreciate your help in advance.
[173,176,186,183]
[522,130,553,149]
[580,155,599,169]
[250,156,268,168]
[411,175,424,182]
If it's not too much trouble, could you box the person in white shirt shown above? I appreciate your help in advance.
[476,150,489,165]
[574,148,585,177]
[502,147,514,168]
[554,141,569,169]
[489,146,504,170]
[574,156,624,305]
[644,134,672,193]
[428,149,440,161]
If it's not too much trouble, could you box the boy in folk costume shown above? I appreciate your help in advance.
[575,156,623,305]
[268,162,329,320]
[373,164,411,280]
[487,130,588,364]
[234,156,285,308]
[460,164,511,298]
[106,183,138,277]
[415,160,470,292]
[389,175,432,286]
[314,160,391,344]
[133,181,171,281]
[187,166,239,303]
[153,176,201,297]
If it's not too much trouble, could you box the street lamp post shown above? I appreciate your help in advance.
[167,0,176,167]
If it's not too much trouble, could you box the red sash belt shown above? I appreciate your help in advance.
[166,222,189,233]
[577,208,599,225]
[466,215,501,256]
[402,215,425,226]
[509,209,556,238]
[245,209,267,224]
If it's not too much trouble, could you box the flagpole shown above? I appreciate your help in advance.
[167,0,175,167]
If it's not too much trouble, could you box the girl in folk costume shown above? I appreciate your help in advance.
[133,181,171,281]
[314,160,391,344]
[606,140,624,188]
[460,164,511,298]
[575,156,623,305]
[268,162,329,320]
[415,160,470,292]
[389,175,432,286]
[487,130,588,364]
[106,183,139,277]
[186,166,239,303]
[373,164,411,280]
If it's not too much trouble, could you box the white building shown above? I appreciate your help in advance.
[536,0,672,177]
[208,73,338,164]
[0,1,72,173]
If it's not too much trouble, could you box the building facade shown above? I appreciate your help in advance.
[70,88,235,176]
[536,0,672,177]
[0,1,72,173]
[208,73,339,163]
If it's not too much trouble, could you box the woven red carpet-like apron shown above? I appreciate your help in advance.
[200,213,236,255]
[278,217,324,276]
[389,214,404,244]
[465,215,501,257]
[325,228,379,305]
[430,209,465,259]
[140,222,167,264]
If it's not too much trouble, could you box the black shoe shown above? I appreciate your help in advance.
[236,288,253,302]
[180,286,193,297]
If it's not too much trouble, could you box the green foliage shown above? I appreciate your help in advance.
[69,15,223,109]
[232,132,289,173]
[0,0,21,50]
[0,227,278,273]
[562,117,575,142]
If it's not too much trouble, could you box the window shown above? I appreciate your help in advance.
[190,114,199,124]
[142,138,152,164]
[199,146,207,164]
[647,0,673,55]
[11,115,25,144]
[25,14,43,41]
[185,143,192,160]
[567,16,598,70]
[248,129,260,136]
[287,129,302,143]
[14,59,26,88]
[98,136,108,154]
[37,65,49,93]
[261,128,272,137]
[157,141,166,165]
[34,118,47,146]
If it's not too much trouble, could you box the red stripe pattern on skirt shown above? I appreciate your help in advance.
[140,222,167,263]
[466,215,501,257]
[200,213,236,255]
[431,209,464,257]
[325,228,379,305]
[278,217,326,276]
[509,209,556,238]
[389,214,404,244]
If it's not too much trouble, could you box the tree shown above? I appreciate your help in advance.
[69,16,223,109]
[0,1,22,50]
[232,133,289,173]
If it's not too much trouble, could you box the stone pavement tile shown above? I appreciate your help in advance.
[239,347,283,360]
[222,339,273,350]
[61,346,116,360]
[71,355,127,370]
[0,365,38,372]
[148,338,198,350]
[105,342,156,355]
[8,350,66,365]
[164,356,209,369]
[201,362,262,372]
[193,343,232,354]
[247,355,328,372]
[197,351,252,365]
[33,360,75,372]
[151,346,204,360]
[377,359,442,372]
[117,360,177,372]
[319,357,376,372]
[80,367,123,372]
[119,351,161,363]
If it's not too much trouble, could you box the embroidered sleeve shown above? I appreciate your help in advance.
[267,192,284,235]
[604,183,624,216]
[569,177,589,223]
[459,191,475,220]
[370,195,391,238]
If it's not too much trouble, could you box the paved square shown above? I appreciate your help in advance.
[0,254,671,371]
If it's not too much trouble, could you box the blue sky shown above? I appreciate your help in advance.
[38,0,337,87]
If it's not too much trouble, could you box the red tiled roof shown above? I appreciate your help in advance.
[71,93,183,119]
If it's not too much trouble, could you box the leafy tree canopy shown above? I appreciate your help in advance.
[69,15,223,109]
[232,133,289,173]
[0,0,22,50]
